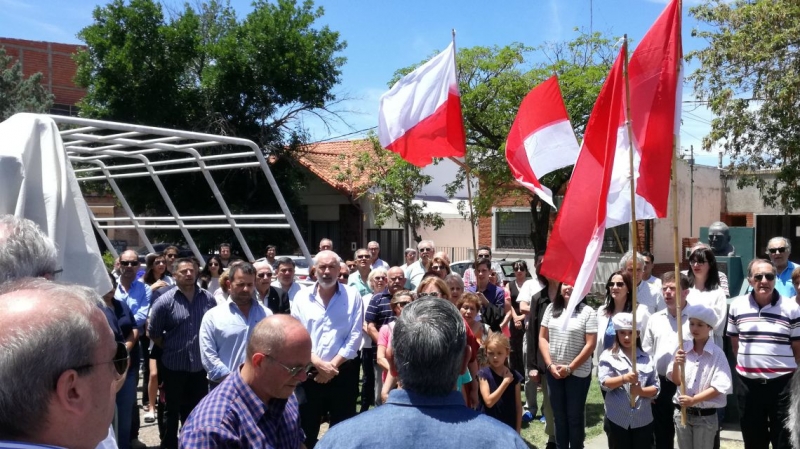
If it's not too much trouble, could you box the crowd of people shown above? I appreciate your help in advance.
[1,213,800,449]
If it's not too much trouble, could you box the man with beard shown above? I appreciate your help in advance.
[291,250,363,448]
[200,262,272,390]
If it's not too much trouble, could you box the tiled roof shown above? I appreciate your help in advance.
[294,139,384,195]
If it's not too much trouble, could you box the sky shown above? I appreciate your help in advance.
[0,0,721,166]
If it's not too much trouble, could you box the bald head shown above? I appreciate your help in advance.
[246,314,310,360]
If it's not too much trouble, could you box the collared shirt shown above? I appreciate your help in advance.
[637,281,666,315]
[666,339,732,409]
[594,304,650,365]
[598,348,660,429]
[370,258,389,270]
[347,271,372,297]
[148,287,217,372]
[646,275,662,292]
[405,260,427,290]
[270,281,302,302]
[467,283,506,309]
[179,368,304,449]
[200,298,273,382]
[255,286,290,315]
[776,261,799,298]
[642,307,690,376]
[291,282,363,362]
[727,291,800,379]
[364,291,394,332]
[316,389,527,449]
[463,261,506,287]
[115,280,151,330]
[687,287,727,348]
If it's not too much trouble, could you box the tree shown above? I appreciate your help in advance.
[688,0,800,211]
[0,46,53,121]
[331,134,445,243]
[390,32,617,252]
[74,0,347,253]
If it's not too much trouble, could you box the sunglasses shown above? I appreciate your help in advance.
[265,354,313,377]
[155,260,166,265]
[72,342,129,377]
[689,260,707,265]
[338,273,349,278]
[477,254,490,259]
[356,254,370,259]
[431,265,445,271]
[256,272,272,278]
[419,248,433,252]
[208,262,220,267]
[374,276,387,281]
[394,301,411,308]
[609,281,625,288]
[753,273,776,281]
[768,247,788,254]
[513,267,526,272]
[120,260,138,267]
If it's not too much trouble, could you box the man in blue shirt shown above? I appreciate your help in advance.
[317,297,527,448]
[180,314,309,449]
[767,236,798,297]
[200,262,272,390]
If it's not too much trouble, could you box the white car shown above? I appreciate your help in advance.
[255,255,313,285]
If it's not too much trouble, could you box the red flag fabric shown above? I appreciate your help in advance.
[541,0,682,316]
[505,75,580,209]
[377,42,466,167]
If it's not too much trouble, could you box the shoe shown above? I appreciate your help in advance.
[522,411,534,423]
[130,439,146,449]
[144,411,156,423]
[545,443,557,449]
[540,415,547,423]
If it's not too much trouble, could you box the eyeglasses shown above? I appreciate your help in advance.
[208,262,219,267]
[373,276,387,281]
[609,281,625,288]
[256,272,272,278]
[768,247,788,254]
[431,265,444,271]
[394,301,411,308]
[72,342,128,377]
[689,260,707,265]
[338,273,349,279]
[477,254,490,259]
[265,354,313,377]
[753,273,776,281]
[120,260,138,267]
[419,248,433,252]
[356,254,370,259]
[418,291,439,298]
[155,260,166,265]
[513,267,526,272]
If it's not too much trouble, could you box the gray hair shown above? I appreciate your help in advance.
[367,268,388,290]
[618,250,646,271]
[747,258,776,277]
[445,272,463,285]
[417,240,435,251]
[404,247,417,256]
[768,236,791,252]
[392,297,466,396]
[253,260,273,272]
[0,215,58,284]
[0,278,102,438]
[228,261,256,280]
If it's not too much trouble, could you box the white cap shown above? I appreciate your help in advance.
[611,312,641,331]
[684,304,718,327]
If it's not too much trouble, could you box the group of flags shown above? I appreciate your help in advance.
[377,0,682,317]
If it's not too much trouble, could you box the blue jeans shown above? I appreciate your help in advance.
[115,368,138,449]
[546,372,591,449]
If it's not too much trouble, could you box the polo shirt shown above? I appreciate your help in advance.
[776,261,799,298]
[315,390,527,448]
[290,282,363,362]
[148,287,217,372]
[727,291,800,379]
[347,271,372,297]
[364,291,394,332]
[199,298,272,382]
[179,368,304,449]
[405,260,427,290]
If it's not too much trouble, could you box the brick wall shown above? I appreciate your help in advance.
[477,187,531,247]
[0,37,86,107]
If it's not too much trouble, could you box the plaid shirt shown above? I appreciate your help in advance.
[180,368,304,448]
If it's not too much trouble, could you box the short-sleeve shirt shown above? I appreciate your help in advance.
[477,367,523,430]
[598,348,660,429]
[541,302,598,377]
[666,339,732,409]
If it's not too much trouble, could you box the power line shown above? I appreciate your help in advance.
[311,126,377,144]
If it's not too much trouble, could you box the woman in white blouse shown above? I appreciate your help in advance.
[685,245,727,348]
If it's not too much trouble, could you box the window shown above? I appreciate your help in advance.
[495,211,535,250]
[602,223,630,253]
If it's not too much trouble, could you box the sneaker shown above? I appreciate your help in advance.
[540,415,547,424]
[522,411,534,423]
[144,411,156,423]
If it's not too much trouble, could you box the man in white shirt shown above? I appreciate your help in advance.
[405,240,435,290]
[291,250,363,448]
[272,257,303,302]
[642,251,662,291]
[621,250,665,315]
[642,272,690,449]
[367,241,390,270]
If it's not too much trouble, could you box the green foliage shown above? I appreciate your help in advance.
[390,31,617,251]
[0,46,54,121]
[74,0,346,252]
[331,133,444,242]
[688,0,800,212]
[102,251,116,271]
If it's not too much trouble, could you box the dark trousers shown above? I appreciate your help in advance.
[359,348,375,412]
[140,335,151,404]
[509,323,525,382]
[605,417,653,449]
[652,375,677,449]
[160,367,208,449]
[299,359,359,449]
[737,373,793,449]
[546,372,592,449]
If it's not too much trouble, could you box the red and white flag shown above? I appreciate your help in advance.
[505,75,580,209]
[541,0,682,318]
[378,42,466,167]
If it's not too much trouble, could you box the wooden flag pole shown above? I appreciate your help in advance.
[621,34,639,408]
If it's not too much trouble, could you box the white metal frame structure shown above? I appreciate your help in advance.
[49,115,312,263]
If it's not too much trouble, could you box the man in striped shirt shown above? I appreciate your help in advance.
[727,258,800,449]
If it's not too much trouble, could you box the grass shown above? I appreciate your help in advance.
[520,379,605,448]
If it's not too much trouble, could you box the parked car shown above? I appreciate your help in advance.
[133,243,193,265]
[256,255,312,285]
[498,259,533,280]
[449,259,473,277]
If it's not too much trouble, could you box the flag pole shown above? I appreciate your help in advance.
[673,0,688,426]
[449,28,478,261]
[622,34,639,408]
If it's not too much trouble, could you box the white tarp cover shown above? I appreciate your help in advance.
[0,113,112,295]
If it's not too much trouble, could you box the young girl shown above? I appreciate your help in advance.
[378,290,414,403]
[598,313,660,449]
[478,333,523,433]
[667,304,731,449]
